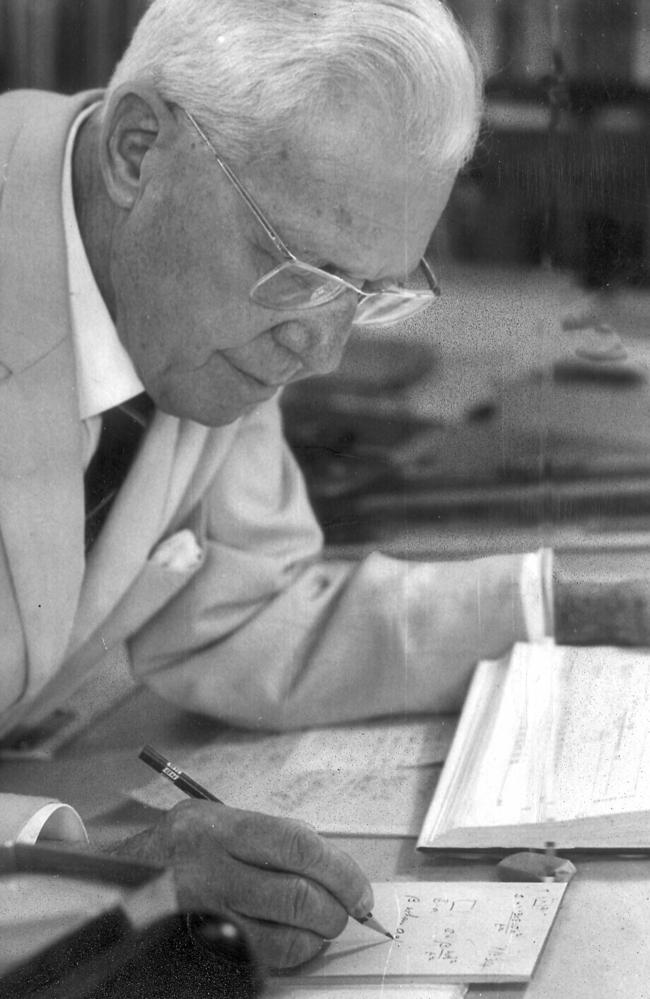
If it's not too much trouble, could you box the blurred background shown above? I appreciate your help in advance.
[2,0,650,559]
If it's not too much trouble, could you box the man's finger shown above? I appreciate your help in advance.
[228,911,328,970]
[213,808,373,917]
[200,858,350,938]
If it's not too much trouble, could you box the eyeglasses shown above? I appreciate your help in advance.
[183,110,441,327]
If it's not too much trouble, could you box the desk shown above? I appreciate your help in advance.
[2,688,650,998]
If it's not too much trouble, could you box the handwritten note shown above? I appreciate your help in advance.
[268,984,466,998]
[281,882,566,985]
[132,717,455,835]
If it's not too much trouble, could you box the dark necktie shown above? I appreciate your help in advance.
[84,393,155,552]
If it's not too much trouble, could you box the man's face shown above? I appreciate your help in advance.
[109,105,453,426]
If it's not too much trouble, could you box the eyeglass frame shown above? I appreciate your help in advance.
[181,108,442,319]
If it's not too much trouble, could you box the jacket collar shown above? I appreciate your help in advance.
[0,90,104,374]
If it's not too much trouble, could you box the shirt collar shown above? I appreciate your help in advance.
[62,104,144,421]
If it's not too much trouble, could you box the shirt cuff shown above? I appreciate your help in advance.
[0,794,88,846]
[520,548,555,641]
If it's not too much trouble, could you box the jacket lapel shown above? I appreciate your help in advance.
[70,412,183,649]
[70,412,225,650]
[5,416,233,740]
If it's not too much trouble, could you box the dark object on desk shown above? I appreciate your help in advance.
[497,849,577,884]
[552,356,647,385]
[0,909,262,999]
[0,844,262,999]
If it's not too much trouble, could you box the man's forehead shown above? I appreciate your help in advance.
[243,112,450,275]
[262,115,430,213]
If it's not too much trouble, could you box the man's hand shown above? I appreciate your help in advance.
[115,800,373,969]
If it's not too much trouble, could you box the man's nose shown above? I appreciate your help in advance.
[273,291,357,376]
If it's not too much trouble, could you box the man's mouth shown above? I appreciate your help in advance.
[226,356,303,390]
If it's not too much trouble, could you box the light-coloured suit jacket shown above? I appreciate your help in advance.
[0,89,536,735]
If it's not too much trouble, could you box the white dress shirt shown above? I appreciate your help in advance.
[61,104,144,470]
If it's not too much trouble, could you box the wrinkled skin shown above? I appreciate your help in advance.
[116,800,374,969]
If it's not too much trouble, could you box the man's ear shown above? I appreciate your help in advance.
[99,83,174,209]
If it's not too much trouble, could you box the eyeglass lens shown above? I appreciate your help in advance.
[252,264,347,310]
[251,261,437,327]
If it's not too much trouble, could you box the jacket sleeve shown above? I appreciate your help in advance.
[129,397,547,729]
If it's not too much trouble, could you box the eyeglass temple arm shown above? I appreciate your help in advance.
[185,109,441,297]
[183,110,297,264]
[420,255,441,297]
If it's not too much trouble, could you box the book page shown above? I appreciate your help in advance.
[278,882,565,985]
[418,649,554,846]
[132,717,455,835]
[548,645,650,821]
[418,643,650,849]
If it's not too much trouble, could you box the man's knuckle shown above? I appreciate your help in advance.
[163,800,197,846]
[284,876,315,924]
[168,798,197,823]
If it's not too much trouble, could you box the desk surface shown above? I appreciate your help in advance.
[2,688,650,998]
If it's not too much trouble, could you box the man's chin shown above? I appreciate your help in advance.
[184,394,279,428]
[148,370,280,426]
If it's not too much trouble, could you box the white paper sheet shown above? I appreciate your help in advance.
[132,716,455,835]
[280,881,565,985]
[419,643,650,849]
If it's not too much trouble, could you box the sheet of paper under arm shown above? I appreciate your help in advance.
[277,882,566,985]
[132,716,456,835]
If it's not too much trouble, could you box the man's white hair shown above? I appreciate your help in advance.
[106,0,482,172]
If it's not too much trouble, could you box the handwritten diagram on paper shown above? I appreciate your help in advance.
[132,717,456,835]
[287,882,566,984]
[268,984,466,999]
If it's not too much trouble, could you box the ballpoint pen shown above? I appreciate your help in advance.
[139,744,393,939]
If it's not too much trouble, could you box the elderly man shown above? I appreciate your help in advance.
[0,0,634,972]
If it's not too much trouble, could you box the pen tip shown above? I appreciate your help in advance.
[358,913,394,939]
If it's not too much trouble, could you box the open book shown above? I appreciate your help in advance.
[418,641,650,851]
